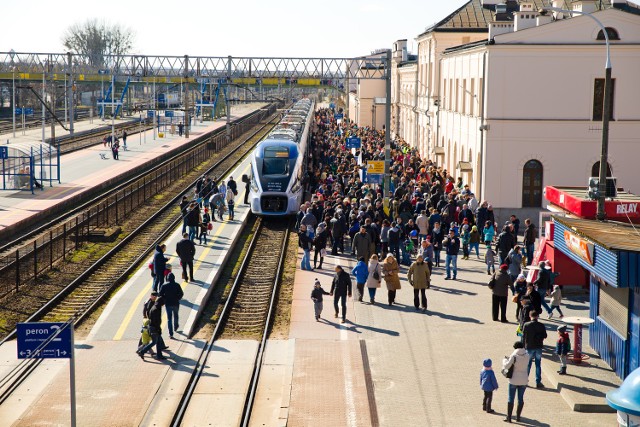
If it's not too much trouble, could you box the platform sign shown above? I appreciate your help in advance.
[17,322,72,359]
[147,110,155,118]
[366,160,385,174]
[345,137,361,149]
[24,108,34,116]
[366,174,384,184]
[165,110,174,118]
[0,146,7,160]
[14,107,22,115]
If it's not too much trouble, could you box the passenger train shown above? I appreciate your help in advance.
[247,99,314,215]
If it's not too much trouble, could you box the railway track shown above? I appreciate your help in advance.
[0,112,282,406]
[171,217,291,426]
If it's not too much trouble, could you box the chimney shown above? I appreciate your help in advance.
[489,22,514,39]
[393,40,407,61]
[572,0,597,14]
[514,2,539,31]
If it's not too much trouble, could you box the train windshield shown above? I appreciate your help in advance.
[262,147,290,175]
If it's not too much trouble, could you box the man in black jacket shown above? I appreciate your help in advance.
[523,310,547,388]
[523,219,536,266]
[176,233,196,282]
[496,226,516,265]
[443,229,461,280]
[137,296,167,360]
[160,273,184,338]
[330,265,352,324]
[534,261,553,314]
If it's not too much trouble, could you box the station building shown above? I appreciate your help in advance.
[389,0,640,223]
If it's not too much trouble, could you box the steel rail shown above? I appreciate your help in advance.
[0,106,268,254]
[170,219,291,427]
[0,110,280,346]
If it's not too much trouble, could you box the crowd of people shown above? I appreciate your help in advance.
[300,107,567,422]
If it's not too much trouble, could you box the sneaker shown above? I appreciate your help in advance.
[315,315,319,321]
[548,312,553,319]
[155,356,167,361]
[559,315,564,319]
[341,319,346,324]
[536,382,544,389]
[335,312,339,318]
[444,277,451,280]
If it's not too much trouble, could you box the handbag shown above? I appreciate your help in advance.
[320,248,327,257]
[502,358,515,378]
[373,265,381,281]
[488,276,496,289]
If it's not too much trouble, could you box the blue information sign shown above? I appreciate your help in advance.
[366,174,384,185]
[24,108,34,116]
[17,322,72,359]
[346,137,361,149]
[147,110,155,118]
[165,110,174,118]
[14,107,22,115]
[334,113,343,120]
[0,146,7,160]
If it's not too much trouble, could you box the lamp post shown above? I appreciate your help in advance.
[542,6,612,221]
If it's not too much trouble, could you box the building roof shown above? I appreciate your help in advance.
[553,215,640,253]
[420,0,613,35]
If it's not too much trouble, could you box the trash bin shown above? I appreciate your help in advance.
[158,132,164,138]
[607,367,640,426]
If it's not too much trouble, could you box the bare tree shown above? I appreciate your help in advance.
[62,19,134,68]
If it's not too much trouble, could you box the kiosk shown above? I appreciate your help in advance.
[552,216,640,379]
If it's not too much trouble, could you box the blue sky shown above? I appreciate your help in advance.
[1,0,467,57]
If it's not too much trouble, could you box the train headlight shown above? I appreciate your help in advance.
[250,177,259,193]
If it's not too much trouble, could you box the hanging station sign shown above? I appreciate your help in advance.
[564,230,595,265]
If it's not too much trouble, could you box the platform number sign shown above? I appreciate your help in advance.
[346,137,361,149]
[17,322,72,359]
[0,146,7,160]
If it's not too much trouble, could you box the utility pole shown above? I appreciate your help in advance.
[67,52,74,135]
[184,55,190,138]
[384,49,392,214]
[49,64,55,146]
[597,64,612,221]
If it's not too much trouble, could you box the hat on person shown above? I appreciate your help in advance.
[483,358,492,368]
[500,264,509,270]
[314,278,321,287]
[517,274,526,281]
[150,292,159,297]
[167,272,176,282]
[557,325,567,333]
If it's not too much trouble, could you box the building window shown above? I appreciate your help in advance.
[455,79,459,112]
[599,285,629,337]
[449,79,453,110]
[470,78,475,116]
[597,27,620,41]
[478,78,484,114]
[593,78,615,121]
[591,161,613,177]
[522,160,543,207]
[462,79,467,115]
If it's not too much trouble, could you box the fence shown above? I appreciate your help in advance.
[0,103,278,298]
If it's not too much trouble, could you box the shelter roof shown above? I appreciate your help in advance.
[554,215,640,253]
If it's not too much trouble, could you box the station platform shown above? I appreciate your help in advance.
[0,103,266,235]
[0,151,256,426]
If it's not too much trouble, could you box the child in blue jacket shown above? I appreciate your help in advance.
[351,257,369,302]
[480,358,499,413]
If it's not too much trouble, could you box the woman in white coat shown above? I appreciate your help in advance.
[366,254,382,304]
[502,341,530,423]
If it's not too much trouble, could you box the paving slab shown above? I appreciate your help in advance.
[286,243,619,426]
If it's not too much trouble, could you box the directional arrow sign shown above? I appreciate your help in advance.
[17,322,72,359]
[345,137,361,149]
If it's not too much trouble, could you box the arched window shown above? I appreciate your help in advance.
[597,27,620,41]
[522,160,543,207]
[591,161,613,177]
